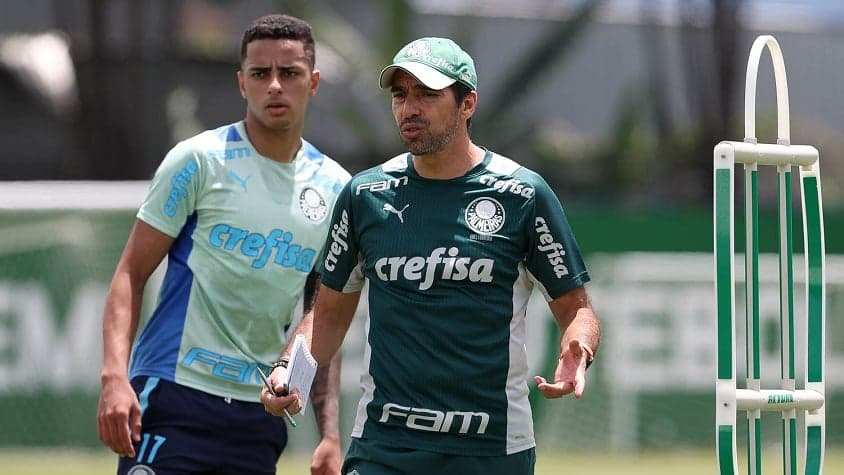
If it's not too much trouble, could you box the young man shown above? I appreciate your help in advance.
[97,14,350,475]
[263,37,601,474]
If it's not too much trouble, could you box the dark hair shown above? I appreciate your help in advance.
[240,14,315,67]
[452,82,474,129]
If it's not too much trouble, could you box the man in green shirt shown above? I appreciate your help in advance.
[264,36,601,475]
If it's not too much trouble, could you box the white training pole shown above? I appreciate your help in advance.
[715,34,825,475]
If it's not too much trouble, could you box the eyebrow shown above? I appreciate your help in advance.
[390,83,437,93]
[246,64,304,72]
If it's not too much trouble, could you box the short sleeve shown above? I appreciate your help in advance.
[317,181,364,292]
[137,141,204,237]
[524,175,590,299]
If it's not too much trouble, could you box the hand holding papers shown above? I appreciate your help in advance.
[256,365,297,428]
[283,334,318,415]
[256,334,317,427]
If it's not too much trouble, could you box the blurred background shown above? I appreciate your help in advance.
[1,0,843,472]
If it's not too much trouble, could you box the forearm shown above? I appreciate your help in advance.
[550,286,601,356]
[277,304,349,367]
[101,220,172,380]
[275,271,321,364]
[561,306,601,356]
[310,285,359,367]
[101,272,144,380]
[310,351,341,439]
[311,314,353,367]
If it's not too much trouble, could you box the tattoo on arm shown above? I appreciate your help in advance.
[303,271,321,314]
[304,271,339,437]
[310,352,341,438]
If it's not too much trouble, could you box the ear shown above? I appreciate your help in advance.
[462,90,478,119]
[309,69,321,97]
[237,70,246,99]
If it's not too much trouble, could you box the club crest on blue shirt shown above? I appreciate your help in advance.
[299,187,328,222]
[465,197,505,235]
[127,465,156,475]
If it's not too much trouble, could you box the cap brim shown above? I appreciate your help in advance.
[379,62,457,90]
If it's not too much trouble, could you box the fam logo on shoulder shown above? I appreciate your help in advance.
[299,187,328,222]
[465,197,505,235]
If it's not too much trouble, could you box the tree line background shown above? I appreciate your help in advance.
[2,0,843,211]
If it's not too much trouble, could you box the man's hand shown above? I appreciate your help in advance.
[534,339,593,399]
[97,375,142,457]
[260,366,303,416]
[310,433,341,475]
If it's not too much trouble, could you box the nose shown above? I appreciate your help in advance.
[396,96,420,119]
[268,73,283,94]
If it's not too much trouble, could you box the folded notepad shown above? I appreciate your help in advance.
[284,334,318,415]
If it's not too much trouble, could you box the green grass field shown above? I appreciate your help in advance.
[1,447,842,474]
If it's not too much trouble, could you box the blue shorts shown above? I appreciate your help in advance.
[342,437,536,475]
[117,376,287,475]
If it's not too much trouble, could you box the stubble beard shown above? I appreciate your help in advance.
[403,117,460,156]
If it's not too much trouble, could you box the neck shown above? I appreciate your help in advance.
[243,117,303,163]
[412,137,483,180]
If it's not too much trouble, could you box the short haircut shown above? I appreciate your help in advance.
[240,14,315,68]
[452,82,472,105]
[452,82,474,129]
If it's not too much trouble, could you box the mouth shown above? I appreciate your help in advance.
[400,121,425,140]
[266,102,289,115]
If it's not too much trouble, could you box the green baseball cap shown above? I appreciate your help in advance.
[379,37,477,91]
